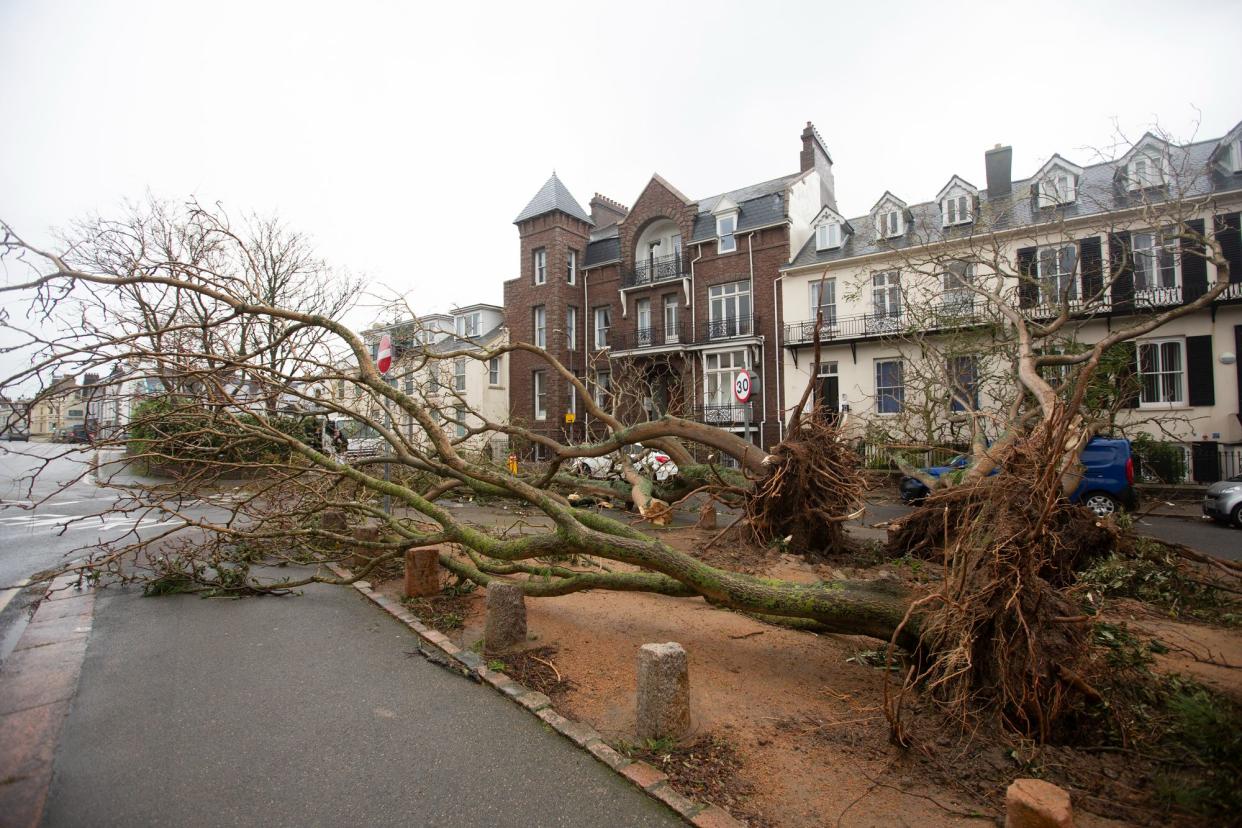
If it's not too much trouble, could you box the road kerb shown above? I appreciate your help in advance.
[326,561,726,825]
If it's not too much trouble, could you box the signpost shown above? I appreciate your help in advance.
[377,333,393,515]
[733,369,754,447]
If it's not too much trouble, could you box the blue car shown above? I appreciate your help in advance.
[898,437,1139,516]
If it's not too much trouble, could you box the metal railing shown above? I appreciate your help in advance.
[622,253,690,288]
[701,315,758,342]
[694,403,754,425]
[783,312,904,344]
[610,319,692,351]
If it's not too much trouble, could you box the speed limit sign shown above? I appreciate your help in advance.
[733,370,753,403]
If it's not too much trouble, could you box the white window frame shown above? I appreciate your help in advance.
[871,270,901,319]
[716,214,737,254]
[1132,230,1181,296]
[704,349,749,410]
[1231,139,1242,174]
[566,305,577,351]
[1039,172,1077,207]
[1128,153,1167,191]
[593,306,611,350]
[453,357,467,392]
[636,298,652,346]
[708,280,752,338]
[566,248,577,285]
[941,194,972,226]
[488,357,502,387]
[941,261,974,309]
[533,248,547,285]
[947,355,979,413]
[874,359,904,415]
[663,295,680,344]
[454,406,467,438]
[1036,244,1078,305]
[878,209,903,238]
[815,222,842,250]
[809,279,836,326]
[533,305,546,348]
[455,312,481,338]
[593,370,611,407]
[533,370,547,420]
[1137,338,1186,408]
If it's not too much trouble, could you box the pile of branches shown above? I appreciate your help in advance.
[888,427,1102,742]
[745,409,864,555]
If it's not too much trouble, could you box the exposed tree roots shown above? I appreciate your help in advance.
[746,413,864,556]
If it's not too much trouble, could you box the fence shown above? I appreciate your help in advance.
[861,443,968,472]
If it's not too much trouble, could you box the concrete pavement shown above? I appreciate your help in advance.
[36,579,678,827]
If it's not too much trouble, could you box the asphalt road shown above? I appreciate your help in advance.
[864,501,1242,562]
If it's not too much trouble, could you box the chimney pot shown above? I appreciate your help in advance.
[985,145,1013,198]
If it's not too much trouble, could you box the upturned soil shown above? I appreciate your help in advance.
[372,504,1241,828]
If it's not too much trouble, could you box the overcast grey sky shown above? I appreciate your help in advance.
[3,0,1241,325]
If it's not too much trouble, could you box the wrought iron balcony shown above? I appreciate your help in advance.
[783,312,904,345]
[622,253,690,288]
[609,319,692,352]
[701,315,758,342]
[694,403,754,425]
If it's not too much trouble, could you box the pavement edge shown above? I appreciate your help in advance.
[0,573,96,828]
[325,562,740,828]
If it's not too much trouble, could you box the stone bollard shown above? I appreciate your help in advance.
[404,547,440,598]
[1005,778,1073,828]
[636,642,690,741]
[321,510,347,534]
[695,502,717,530]
[349,525,380,570]
[484,582,527,653]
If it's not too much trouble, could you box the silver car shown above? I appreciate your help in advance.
[1203,474,1242,528]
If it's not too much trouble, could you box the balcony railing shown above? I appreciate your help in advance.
[609,319,692,351]
[701,315,758,342]
[622,253,690,288]
[694,403,754,426]
[783,312,905,345]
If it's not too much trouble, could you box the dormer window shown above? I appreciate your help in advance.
[879,210,903,238]
[1038,172,1076,207]
[1229,140,1242,174]
[1127,153,1167,190]
[942,194,972,226]
[455,312,482,338]
[815,222,842,250]
[716,214,737,253]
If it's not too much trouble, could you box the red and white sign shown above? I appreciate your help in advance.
[376,333,393,376]
[733,370,753,403]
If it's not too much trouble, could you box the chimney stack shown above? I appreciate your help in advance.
[985,144,1012,197]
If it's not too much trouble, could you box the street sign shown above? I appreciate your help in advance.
[733,370,753,403]
[376,333,393,376]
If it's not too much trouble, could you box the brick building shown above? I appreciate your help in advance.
[504,124,837,456]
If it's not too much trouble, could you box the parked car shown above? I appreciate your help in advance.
[1202,474,1242,528]
[323,419,385,460]
[898,436,1139,517]
[3,426,29,441]
[570,444,679,484]
[65,424,93,444]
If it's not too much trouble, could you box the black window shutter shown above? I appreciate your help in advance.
[1109,232,1134,313]
[1118,341,1141,408]
[1185,334,1215,407]
[1181,218,1207,302]
[1214,212,1242,284]
[1016,247,1037,308]
[1079,236,1103,303]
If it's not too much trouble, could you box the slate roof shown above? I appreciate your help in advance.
[584,236,621,267]
[514,173,594,225]
[426,324,505,355]
[788,139,1242,270]
[690,172,802,243]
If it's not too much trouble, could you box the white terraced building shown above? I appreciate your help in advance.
[778,119,1242,484]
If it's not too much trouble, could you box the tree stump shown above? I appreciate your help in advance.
[484,582,527,653]
[636,642,690,740]
[404,547,440,598]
